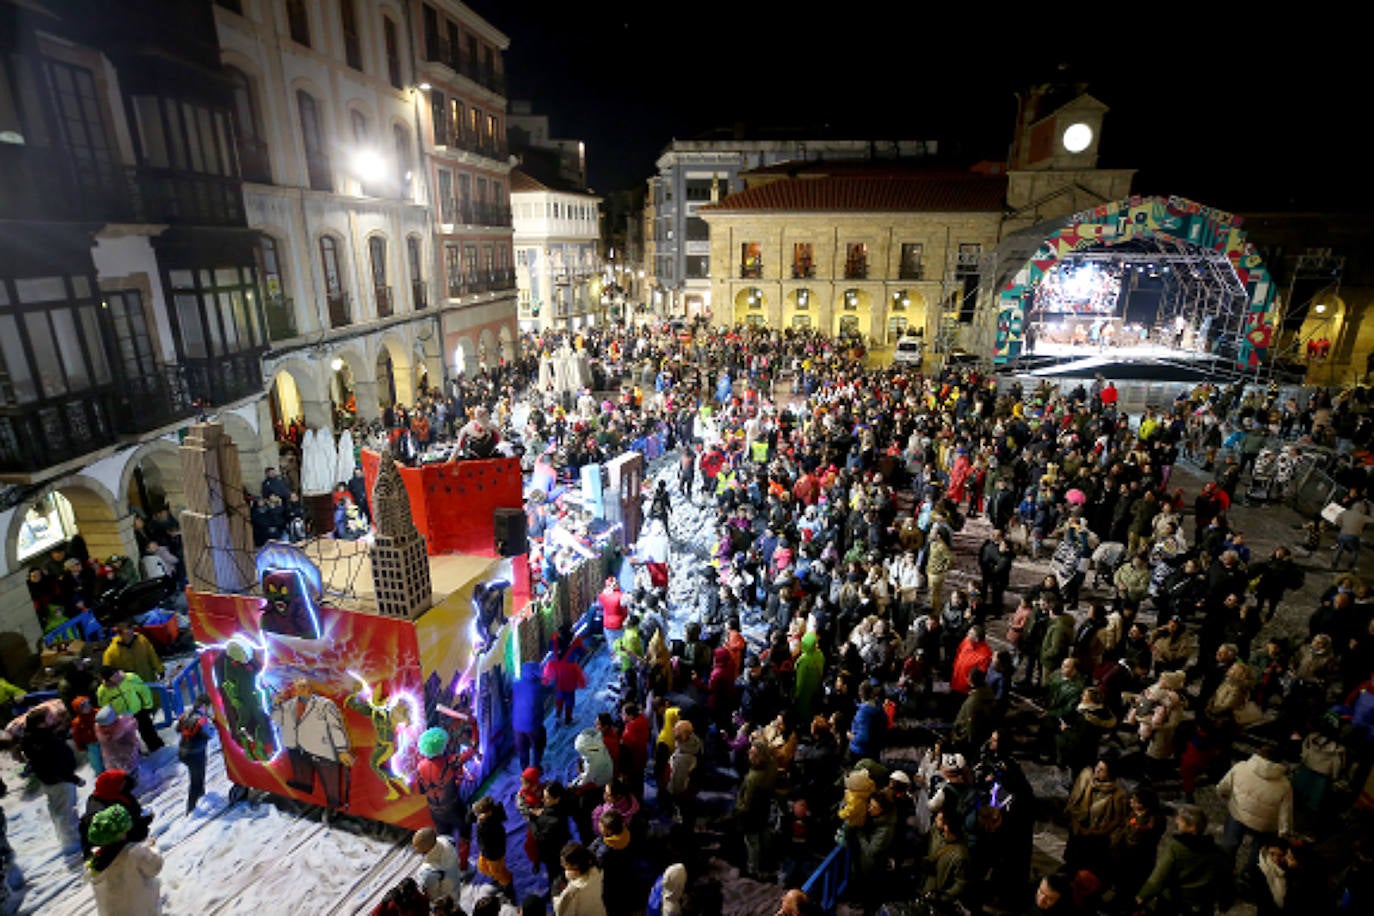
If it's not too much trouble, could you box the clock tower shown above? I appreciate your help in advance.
[1005,85,1135,227]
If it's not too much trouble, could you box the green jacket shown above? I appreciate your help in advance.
[1043,670,1085,720]
[922,831,970,902]
[1040,614,1076,669]
[794,644,825,720]
[97,673,154,716]
[1137,833,1233,910]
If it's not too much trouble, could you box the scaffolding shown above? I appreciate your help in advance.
[1258,249,1346,385]
[935,247,998,366]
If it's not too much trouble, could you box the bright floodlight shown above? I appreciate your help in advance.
[1062,122,1093,153]
[330,357,344,371]
[351,148,387,182]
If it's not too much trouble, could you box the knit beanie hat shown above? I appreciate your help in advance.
[417,727,448,759]
[87,805,132,847]
[95,705,117,726]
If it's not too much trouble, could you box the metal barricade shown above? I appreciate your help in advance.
[801,843,851,914]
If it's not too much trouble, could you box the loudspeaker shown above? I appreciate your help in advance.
[493,507,528,557]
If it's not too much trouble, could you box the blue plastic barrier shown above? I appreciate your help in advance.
[151,654,206,727]
[42,611,104,647]
[801,843,851,915]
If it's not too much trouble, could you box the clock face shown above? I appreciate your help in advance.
[1062,122,1094,153]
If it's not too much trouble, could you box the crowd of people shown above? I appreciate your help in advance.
[11,320,1374,916]
[361,324,1374,916]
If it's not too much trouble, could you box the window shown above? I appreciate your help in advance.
[227,68,270,183]
[408,236,426,309]
[285,0,311,46]
[445,244,462,297]
[437,170,454,222]
[899,243,923,280]
[383,17,403,89]
[486,114,498,151]
[745,313,766,327]
[369,236,391,318]
[393,125,411,199]
[888,315,909,339]
[792,243,814,279]
[448,98,462,148]
[256,235,295,340]
[468,105,479,145]
[463,244,477,283]
[742,288,763,311]
[44,60,119,199]
[740,242,763,279]
[891,290,910,311]
[838,315,860,336]
[795,289,811,310]
[843,289,860,311]
[685,256,709,279]
[319,236,348,327]
[168,265,263,362]
[297,91,331,191]
[457,173,471,222]
[341,0,363,70]
[792,314,811,329]
[685,217,709,241]
[351,109,368,144]
[421,5,440,59]
[845,243,868,280]
[431,91,448,146]
[106,291,158,382]
[684,179,712,201]
[0,275,108,405]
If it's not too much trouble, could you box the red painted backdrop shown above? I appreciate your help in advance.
[360,452,523,556]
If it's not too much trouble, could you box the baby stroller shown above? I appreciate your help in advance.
[1090,540,1126,589]
[1245,448,1277,505]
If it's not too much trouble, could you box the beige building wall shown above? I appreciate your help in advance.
[701,211,1001,344]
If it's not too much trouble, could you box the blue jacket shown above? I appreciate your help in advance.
[511,662,548,733]
[848,700,886,757]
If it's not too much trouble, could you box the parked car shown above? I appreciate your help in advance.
[893,336,923,366]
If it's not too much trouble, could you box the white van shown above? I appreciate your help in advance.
[892,336,923,366]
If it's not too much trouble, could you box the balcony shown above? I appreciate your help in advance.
[454,201,511,228]
[446,273,465,298]
[844,263,869,280]
[465,272,488,294]
[792,264,815,279]
[182,352,264,407]
[132,168,245,225]
[412,280,427,310]
[263,296,298,342]
[0,393,116,475]
[112,364,194,434]
[739,264,763,280]
[375,286,393,319]
[899,267,925,280]
[491,268,515,291]
[423,37,507,96]
[0,366,195,474]
[327,292,351,329]
[0,146,250,227]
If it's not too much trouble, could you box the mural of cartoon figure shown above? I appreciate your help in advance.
[213,640,275,760]
[346,684,415,801]
[472,579,510,647]
[270,677,354,808]
[260,569,320,639]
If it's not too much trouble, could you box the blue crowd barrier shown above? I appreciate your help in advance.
[801,843,850,915]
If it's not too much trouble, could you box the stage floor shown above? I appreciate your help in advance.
[294,534,497,611]
[1030,340,1213,361]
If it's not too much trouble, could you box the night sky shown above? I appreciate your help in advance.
[464,3,1362,212]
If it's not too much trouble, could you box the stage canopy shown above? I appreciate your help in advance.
[993,195,1275,369]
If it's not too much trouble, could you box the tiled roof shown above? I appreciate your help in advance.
[703,174,1008,213]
